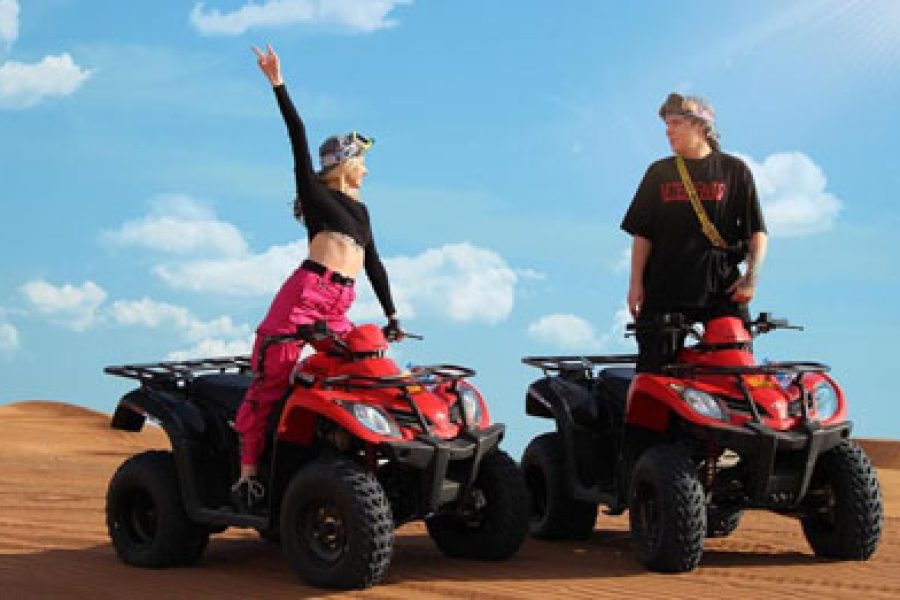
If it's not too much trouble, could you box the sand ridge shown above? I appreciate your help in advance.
[0,400,897,599]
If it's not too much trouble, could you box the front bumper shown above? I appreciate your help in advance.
[687,419,852,508]
[380,423,504,513]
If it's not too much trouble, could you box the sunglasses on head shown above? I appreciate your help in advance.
[347,130,373,150]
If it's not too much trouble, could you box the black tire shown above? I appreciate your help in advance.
[426,450,529,560]
[801,440,883,560]
[520,433,597,540]
[706,505,743,538]
[629,445,705,572]
[106,450,209,568]
[280,458,393,589]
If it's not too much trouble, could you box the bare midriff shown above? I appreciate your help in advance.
[308,231,365,278]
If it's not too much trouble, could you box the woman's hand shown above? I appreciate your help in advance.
[382,317,405,342]
[252,44,283,87]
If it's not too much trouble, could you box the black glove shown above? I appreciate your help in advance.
[382,317,404,342]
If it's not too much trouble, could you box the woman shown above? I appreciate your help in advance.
[621,92,768,373]
[232,45,403,508]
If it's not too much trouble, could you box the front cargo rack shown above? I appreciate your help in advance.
[104,355,252,385]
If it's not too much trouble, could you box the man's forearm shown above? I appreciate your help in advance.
[745,232,768,285]
[630,236,652,286]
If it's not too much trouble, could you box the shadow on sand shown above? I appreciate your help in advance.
[0,530,830,598]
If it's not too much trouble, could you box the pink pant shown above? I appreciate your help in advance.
[235,265,355,466]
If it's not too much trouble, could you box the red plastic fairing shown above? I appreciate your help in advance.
[703,316,751,344]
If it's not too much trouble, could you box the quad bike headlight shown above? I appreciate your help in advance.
[458,384,483,428]
[812,380,839,421]
[670,384,726,421]
[350,403,400,437]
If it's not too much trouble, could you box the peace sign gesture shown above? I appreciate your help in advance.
[252,44,283,87]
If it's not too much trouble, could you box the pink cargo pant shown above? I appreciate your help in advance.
[235,264,355,466]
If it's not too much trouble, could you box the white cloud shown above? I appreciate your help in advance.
[739,152,842,237]
[110,298,251,342]
[190,0,412,35]
[527,306,633,353]
[0,0,18,50]
[528,314,604,352]
[0,321,18,352]
[110,298,253,360]
[112,201,524,323]
[155,239,308,296]
[0,53,92,108]
[20,280,107,331]
[166,338,253,361]
[103,194,249,257]
[351,243,519,324]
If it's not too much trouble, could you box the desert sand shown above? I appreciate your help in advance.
[0,400,896,599]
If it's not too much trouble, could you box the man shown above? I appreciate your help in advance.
[621,93,768,372]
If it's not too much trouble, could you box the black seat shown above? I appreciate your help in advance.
[190,373,252,417]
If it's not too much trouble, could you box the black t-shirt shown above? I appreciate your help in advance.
[273,84,395,318]
[621,152,766,310]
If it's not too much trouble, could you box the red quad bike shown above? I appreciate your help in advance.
[520,312,883,572]
[104,323,528,589]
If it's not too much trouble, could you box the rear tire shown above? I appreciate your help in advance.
[426,450,529,560]
[106,451,209,567]
[280,458,393,589]
[801,440,883,560]
[629,445,705,572]
[521,433,597,540]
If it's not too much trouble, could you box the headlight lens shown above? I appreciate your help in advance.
[459,385,483,427]
[813,381,839,421]
[670,384,726,421]
[351,403,399,437]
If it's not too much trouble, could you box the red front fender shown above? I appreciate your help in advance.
[276,388,398,447]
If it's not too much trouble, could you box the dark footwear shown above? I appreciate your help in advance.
[231,476,267,514]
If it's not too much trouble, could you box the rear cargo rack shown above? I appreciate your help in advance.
[104,355,252,385]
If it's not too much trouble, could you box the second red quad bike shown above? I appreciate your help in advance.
[104,323,528,589]
[520,312,883,572]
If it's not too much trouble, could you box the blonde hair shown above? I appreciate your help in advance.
[319,156,363,198]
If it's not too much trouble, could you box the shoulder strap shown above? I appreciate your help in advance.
[675,155,727,249]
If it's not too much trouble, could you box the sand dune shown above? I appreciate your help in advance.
[0,400,897,599]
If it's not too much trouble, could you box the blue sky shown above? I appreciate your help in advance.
[1,0,898,454]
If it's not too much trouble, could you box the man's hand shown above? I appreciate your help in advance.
[628,281,644,319]
[252,43,283,87]
[727,271,756,303]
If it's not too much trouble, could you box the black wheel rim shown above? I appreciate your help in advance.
[525,467,548,525]
[634,481,661,549]
[302,501,347,565]
[120,489,157,547]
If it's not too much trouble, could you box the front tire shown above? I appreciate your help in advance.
[521,433,598,540]
[106,450,209,568]
[629,445,706,572]
[280,458,393,589]
[801,440,883,560]
[426,450,529,560]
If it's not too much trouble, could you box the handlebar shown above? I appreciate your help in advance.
[624,311,803,338]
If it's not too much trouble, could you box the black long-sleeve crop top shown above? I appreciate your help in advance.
[273,84,396,318]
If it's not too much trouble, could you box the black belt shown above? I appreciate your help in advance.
[301,259,355,286]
